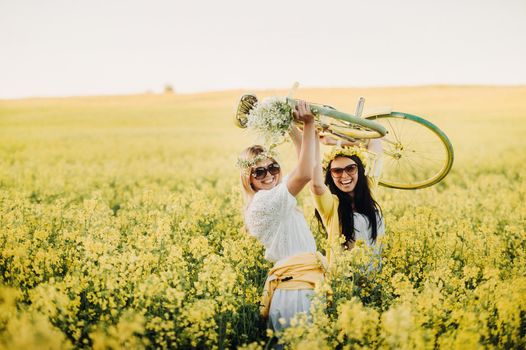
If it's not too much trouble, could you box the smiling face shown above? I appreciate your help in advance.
[249,159,281,192]
[330,156,359,194]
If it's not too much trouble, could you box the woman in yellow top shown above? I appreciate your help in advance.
[310,136,385,265]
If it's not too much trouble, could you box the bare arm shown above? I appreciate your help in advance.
[367,138,383,154]
[319,134,364,147]
[311,131,326,195]
[286,101,316,197]
[289,125,302,159]
[367,137,384,181]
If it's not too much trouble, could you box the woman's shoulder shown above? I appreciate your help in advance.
[374,207,384,219]
[353,209,383,220]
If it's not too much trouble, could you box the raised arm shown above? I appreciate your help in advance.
[289,125,302,159]
[367,138,383,180]
[367,138,383,154]
[286,100,316,197]
[311,131,326,195]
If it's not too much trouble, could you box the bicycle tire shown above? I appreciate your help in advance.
[365,112,454,190]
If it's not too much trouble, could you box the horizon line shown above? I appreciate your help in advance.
[2,83,526,101]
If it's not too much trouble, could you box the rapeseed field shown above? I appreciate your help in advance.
[1,86,525,349]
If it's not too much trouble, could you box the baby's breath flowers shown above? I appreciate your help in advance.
[246,97,294,145]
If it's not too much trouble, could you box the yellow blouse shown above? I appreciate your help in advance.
[312,183,385,266]
[311,188,342,265]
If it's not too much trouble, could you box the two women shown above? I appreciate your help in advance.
[238,101,384,332]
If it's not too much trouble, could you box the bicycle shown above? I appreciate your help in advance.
[235,90,454,190]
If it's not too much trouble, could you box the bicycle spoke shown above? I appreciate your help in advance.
[385,118,401,143]
[370,113,453,188]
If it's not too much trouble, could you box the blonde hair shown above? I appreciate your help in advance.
[239,145,281,205]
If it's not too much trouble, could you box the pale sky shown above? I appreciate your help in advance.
[1,0,525,98]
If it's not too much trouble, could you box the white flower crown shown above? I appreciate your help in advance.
[236,148,279,173]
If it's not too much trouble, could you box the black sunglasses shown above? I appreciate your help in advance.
[251,162,281,180]
[330,163,358,178]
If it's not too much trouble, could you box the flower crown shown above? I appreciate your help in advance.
[322,146,376,176]
[236,148,279,173]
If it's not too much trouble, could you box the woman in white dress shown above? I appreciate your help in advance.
[238,101,325,332]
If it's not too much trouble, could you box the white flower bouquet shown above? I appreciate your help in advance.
[246,97,294,145]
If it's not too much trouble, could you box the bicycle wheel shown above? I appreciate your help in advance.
[365,112,454,190]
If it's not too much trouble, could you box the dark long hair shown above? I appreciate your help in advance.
[315,155,382,244]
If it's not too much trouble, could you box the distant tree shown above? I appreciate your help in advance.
[164,84,174,94]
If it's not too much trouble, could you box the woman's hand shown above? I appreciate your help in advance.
[287,100,316,197]
[293,100,314,125]
[289,124,302,158]
[320,133,366,147]
[319,134,337,146]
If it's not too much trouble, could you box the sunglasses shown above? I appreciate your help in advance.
[330,163,358,178]
[251,162,281,180]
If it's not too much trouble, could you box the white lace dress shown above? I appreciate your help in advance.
[245,176,317,331]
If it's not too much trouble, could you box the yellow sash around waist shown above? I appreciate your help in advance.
[260,251,327,318]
